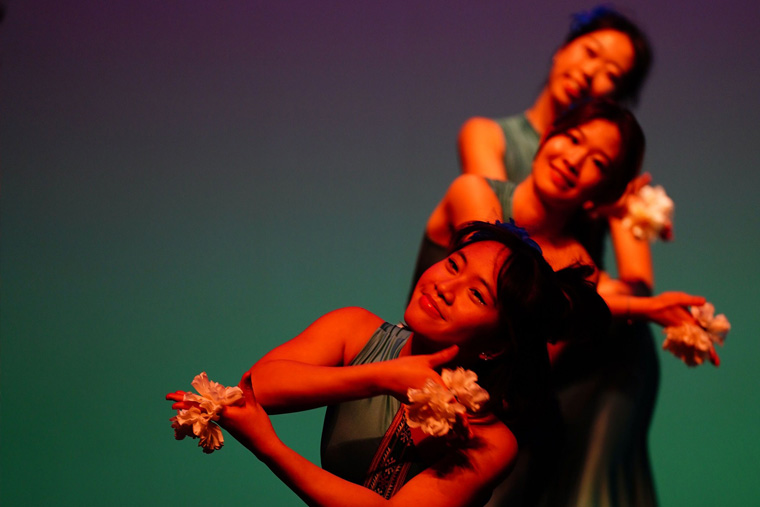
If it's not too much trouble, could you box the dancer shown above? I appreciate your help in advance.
[413,99,642,285]
[169,221,607,506]
[456,6,666,324]
[453,8,712,505]
[459,5,651,183]
[413,99,706,505]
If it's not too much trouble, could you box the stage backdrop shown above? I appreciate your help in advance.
[2,1,759,505]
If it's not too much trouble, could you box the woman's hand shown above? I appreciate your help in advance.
[220,372,279,457]
[166,390,196,411]
[633,292,720,366]
[638,292,705,328]
[379,345,459,401]
[592,172,652,220]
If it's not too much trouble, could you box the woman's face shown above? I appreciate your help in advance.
[532,118,622,209]
[548,29,636,107]
[405,241,507,351]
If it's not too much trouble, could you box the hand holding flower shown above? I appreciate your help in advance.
[406,367,489,439]
[219,372,280,458]
[642,292,706,328]
[662,302,730,367]
[592,172,652,220]
[166,372,244,453]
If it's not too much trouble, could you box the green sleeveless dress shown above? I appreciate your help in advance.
[320,322,419,489]
[494,113,540,184]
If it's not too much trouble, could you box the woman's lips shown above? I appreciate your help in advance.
[419,294,444,320]
[550,165,576,190]
[563,75,586,101]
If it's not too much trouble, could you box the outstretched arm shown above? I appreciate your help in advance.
[599,290,719,365]
[599,290,706,328]
[247,307,459,414]
[458,117,509,181]
[221,373,516,507]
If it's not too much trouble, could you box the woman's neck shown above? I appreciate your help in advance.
[512,176,570,238]
[403,332,478,368]
[525,87,559,136]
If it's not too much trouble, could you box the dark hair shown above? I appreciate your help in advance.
[542,98,645,205]
[449,221,609,439]
[563,5,653,105]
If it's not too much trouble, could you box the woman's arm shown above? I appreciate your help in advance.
[458,117,509,181]
[249,307,459,414]
[599,291,719,365]
[599,291,706,328]
[222,374,517,507]
[426,175,502,247]
[608,215,654,293]
[599,173,657,293]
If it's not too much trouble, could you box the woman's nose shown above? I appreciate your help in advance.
[564,148,585,175]
[435,281,455,305]
[581,59,602,83]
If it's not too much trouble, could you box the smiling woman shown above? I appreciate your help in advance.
[546,29,636,109]
[405,244,506,352]
[458,6,651,183]
[168,221,608,506]
[413,99,644,285]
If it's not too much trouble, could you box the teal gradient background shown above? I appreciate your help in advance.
[2,1,759,505]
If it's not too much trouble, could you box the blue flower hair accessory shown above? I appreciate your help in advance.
[569,4,619,34]
[496,219,543,254]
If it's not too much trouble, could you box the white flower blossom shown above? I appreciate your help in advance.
[662,323,714,366]
[170,372,243,453]
[406,368,489,438]
[622,184,674,241]
[442,367,490,412]
[662,303,730,367]
[407,380,465,437]
[691,303,730,345]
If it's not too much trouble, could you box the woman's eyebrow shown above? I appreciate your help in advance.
[588,34,604,50]
[590,34,625,73]
[461,249,496,301]
[481,274,497,302]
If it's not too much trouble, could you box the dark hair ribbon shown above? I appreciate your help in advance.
[469,219,543,254]
[570,4,619,34]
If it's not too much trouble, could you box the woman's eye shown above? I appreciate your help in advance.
[471,289,486,305]
[448,258,459,272]
[565,132,579,145]
[593,159,608,172]
[585,46,598,58]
